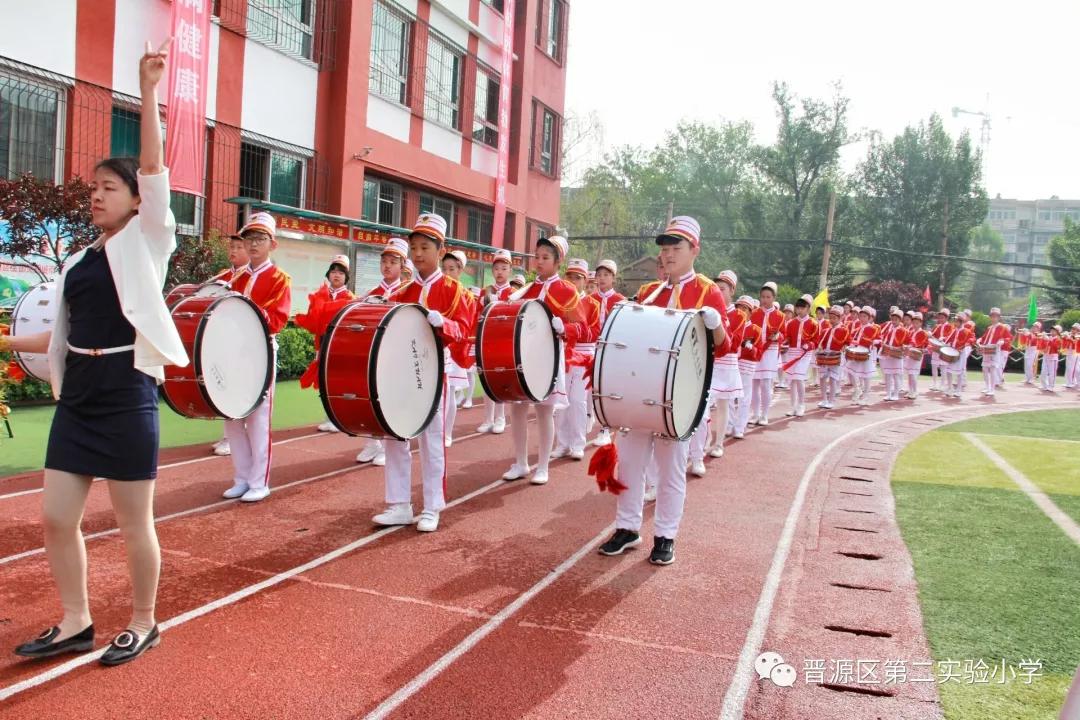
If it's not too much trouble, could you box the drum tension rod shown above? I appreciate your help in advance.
[596,340,628,349]
[592,392,623,400]
[648,346,680,356]
[643,399,674,409]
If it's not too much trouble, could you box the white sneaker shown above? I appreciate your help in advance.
[794,406,805,417]
[492,418,506,434]
[240,486,270,503]
[415,510,439,532]
[817,401,828,408]
[587,416,596,434]
[373,503,414,526]
[317,421,339,433]
[758,417,769,427]
[477,422,494,433]
[462,399,473,409]
[530,470,549,485]
[749,415,760,425]
[785,409,796,416]
[371,452,386,467]
[733,430,745,439]
[212,441,231,457]
[549,446,569,460]
[223,482,248,499]
[356,445,380,463]
[569,449,585,461]
[709,446,724,458]
[593,429,612,446]
[644,486,657,503]
[502,463,530,481]
[858,399,871,407]
[689,460,707,477]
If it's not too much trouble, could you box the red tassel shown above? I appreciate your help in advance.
[587,442,622,494]
[298,360,319,390]
[6,361,26,383]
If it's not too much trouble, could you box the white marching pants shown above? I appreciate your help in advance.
[734,369,754,434]
[615,430,689,539]
[225,375,275,490]
[384,388,447,512]
[1041,354,1060,391]
[1024,347,1039,383]
[556,365,589,453]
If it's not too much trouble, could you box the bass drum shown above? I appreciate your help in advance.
[475,300,558,403]
[591,302,713,441]
[164,280,231,308]
[10,282,58,382]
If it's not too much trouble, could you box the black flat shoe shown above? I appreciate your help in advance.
[100,626,160,667]
[14,624,94,658]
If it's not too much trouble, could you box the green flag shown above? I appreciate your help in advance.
[1027,293,1038,325]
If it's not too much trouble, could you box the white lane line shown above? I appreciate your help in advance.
[963,433,1080,546]
[363,524,615,720]
[0,432,328,501]
[0,428,494,566]
[0,473,511,702]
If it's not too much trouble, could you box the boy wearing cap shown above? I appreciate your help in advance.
[928,309,951,392]
[733,297,762,436]
[1065,324,1080,388]
[943,314,973,398]
[749,282,784,425]
[780,294,819,416]
[509,274,526,289]
[848,306,879,406]
[476,249,516,435]
[904,312,928,399]
[222,212,292,503]
[1021,321,1042,384]
[816,306,850,409]
[688,270,741,468]
[590,259,625,447]
[552,258,601,461]
[373,214,473,533]
[978,308,1010,397]
[1041,326,1063,391]
[440,250,476,446]
[204,235,250,457]
[879,308,909,402]
[598,216,727,566]
[295,254,356,431]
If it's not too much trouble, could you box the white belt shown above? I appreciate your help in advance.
[67,343,135,357]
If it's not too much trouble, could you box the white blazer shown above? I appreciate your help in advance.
[46,168,190,399]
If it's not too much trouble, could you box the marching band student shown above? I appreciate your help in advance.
[509,273,526,290]
[732,296,761,437]
[373,214,473,532]
[207,234,250,457]
[879,307,908,402]
[1020,321,1042,384]
[780,294,818,416]
[8,41,186,666]
[501,235,585,486]
[295,255,356,433]
[944,314,973,398]
[849,306,879,406]
[552,258,601,461]
[400,260,414,285]
[597,216,727,566]
[585,272,598,297]
[904,311,928,399]
[476,249,515,435]
[353,238,409,466]
[222,212,292,503]
[440,250,474,447]
[1041,325,1063,391]
[464,287,482,408]
[689,270,741,466]
[749,282,784,425]
[808,305,827,389]
[928,309,951,391]
[841,300,858,386]
[1066,323,1080,389]
[815,305,849,409]
[635,255,667,302]
[776,303,796,390]
[960,311,976,393]
[978,307,1010,397]
[589,259,625,447]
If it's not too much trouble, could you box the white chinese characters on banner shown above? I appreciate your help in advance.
[165,0,211,195]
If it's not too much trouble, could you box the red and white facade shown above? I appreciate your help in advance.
[0,0,568,306]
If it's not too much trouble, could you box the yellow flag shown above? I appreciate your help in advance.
[811,288,829,315]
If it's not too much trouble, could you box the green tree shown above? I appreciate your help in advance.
[854,114,987,300]
[959,223,1010,311]
[1047,218,1080,309]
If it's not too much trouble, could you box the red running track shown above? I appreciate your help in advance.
[0,384,1073,718]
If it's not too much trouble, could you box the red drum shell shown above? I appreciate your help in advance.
[164,284,201,308]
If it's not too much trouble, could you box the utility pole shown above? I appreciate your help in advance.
[666,200,674,225]
[819,191,836,291]
[938,197,950,306]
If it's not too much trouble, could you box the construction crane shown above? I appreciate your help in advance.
[951,94,1011,157]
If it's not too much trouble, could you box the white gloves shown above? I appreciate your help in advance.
[551,316,565,335]
[486,293,498,306]
[427,310,445,328]
[700,306,722,330]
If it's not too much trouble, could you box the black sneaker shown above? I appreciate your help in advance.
[649,536,675,565]
[598,529,641,556]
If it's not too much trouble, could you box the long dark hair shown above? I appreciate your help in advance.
[94,157,140,197]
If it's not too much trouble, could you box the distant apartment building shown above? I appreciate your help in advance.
[985,197,1078,297]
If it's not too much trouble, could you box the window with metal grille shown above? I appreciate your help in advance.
[472,68,499,147]
[467,207,493,245]
[362,178,402,226]
[240,141,305,208]
[546,0,564,60]
[0,71,62,181]
[369,1,410,105]
[419,193,455,233]
[540,110,555,173]
[481,0,504,12]
[246,0,315,60]
[424,32,463,129]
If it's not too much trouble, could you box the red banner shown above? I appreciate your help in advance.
[489,0,516,249]
[165,0,211,196]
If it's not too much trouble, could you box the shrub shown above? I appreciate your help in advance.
[276,324,315,380]
[1059,309,1080,330]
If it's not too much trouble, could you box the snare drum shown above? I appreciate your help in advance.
[928,336,945,351]
[164,280,231,308]
[882,344,904,359]
[9,282,57,382]
[591,302,714,441]
[475,300,558,403]
[162,294,273,419]
[320,302,443,439]
[938,346,961,363]
[978,344,998,355]
[815,350,842,366]
[904,347,924,361]
[844,345,870,362]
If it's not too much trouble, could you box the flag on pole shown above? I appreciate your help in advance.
[923,284,932,303]
[1027,293,1038,325]
[811,288,829,315]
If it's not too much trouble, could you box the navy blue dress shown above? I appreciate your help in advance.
[44,247,160,480]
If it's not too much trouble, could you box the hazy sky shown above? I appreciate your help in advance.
[564,0,1080,200]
